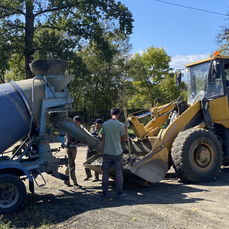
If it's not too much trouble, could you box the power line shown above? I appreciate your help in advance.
[155,0,228,16]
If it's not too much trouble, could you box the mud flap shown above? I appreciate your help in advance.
[130,138,168,183]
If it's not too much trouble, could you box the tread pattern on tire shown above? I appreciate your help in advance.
[171,128,223,183]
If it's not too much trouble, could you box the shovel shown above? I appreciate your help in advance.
[123,107,133,165]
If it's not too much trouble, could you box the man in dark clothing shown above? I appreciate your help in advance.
[84,118,103,182]
[64,116,83,189]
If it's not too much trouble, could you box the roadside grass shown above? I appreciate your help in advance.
[0,215,11,229]
[0,214,51,229]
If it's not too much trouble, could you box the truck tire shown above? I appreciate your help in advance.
[171,128,223,183]
[0,174,27,213]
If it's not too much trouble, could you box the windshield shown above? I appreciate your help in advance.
[186,61,224,105]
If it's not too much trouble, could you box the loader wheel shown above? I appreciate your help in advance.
[0,174,27,213]
[171,128,223,183]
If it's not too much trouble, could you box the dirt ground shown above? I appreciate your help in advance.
[3,143,229,229]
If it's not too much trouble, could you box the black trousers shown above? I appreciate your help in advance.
[85,148,99,178]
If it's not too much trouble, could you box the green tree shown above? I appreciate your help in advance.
[216,13,229,55]
[159,73,187,103]
[127,46,172,109]
[0,0,133,79]
[69,21,132,122]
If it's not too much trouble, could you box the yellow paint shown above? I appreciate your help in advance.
[185,55,229,67]
[209,96,229,128]
[160,101,201,151]
[129,103,176,138]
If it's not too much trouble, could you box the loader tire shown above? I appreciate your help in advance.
[171,128,223,183]
[0,174,27,213]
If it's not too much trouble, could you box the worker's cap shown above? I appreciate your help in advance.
[94,118,102,124]
[73,116,82,123]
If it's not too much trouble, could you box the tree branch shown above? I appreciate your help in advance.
[5,25,25,30]
[0,6,25,16]
[35,25,63,31]
[34,4,77,17]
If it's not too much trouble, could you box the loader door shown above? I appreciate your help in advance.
[223,60,229,96]
[208,60,229,128]
[205,60,224,99]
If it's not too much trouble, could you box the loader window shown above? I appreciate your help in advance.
[225,62,229,76]
[187,62,210,105]
[205,60,223,98]
[224,62,229,94]
[187,61,224,105]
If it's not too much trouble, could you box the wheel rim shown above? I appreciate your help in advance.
[192,143,214,171]
[0,183,19,209]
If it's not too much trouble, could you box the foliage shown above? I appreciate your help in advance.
[0,215,11,229]
[218,43,229,55]
[69,21,132,123]
[216,12,229,55]
[0,0,188,123]
[159,73,188,103]
[126,46,173,108]
[0,0,134,78]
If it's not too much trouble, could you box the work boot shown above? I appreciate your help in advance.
[92,175,99,182]
[84,168,92,181]
[92,172,99,182]
[73,183,82,190]
[99,192,108,199]
[84,174,92,181]
[64,181,73,187]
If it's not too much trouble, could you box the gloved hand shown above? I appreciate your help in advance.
[124,121,129,127]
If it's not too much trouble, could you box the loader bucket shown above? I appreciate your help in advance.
[129,137,169,183]
[84,135,169,184]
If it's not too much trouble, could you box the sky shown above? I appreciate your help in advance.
[120,0,229,69]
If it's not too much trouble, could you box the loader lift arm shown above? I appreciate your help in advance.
[128,97,187,139]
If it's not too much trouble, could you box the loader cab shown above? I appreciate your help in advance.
[185,53,229,105]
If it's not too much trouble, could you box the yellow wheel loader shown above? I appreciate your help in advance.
[85,52,229,184]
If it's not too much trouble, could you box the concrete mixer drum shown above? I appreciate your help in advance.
[0,59,75,213]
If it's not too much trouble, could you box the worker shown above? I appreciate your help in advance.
[84,118,103,182]
[100,107,128,198]
[64,116,83,189]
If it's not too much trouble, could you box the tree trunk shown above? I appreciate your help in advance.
[24,0,35,79]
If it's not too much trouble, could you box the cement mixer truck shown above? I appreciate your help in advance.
[0,59,103,213]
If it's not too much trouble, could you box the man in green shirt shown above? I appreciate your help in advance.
[101,107,128,198]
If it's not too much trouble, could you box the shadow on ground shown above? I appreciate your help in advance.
[2,178,208,228]
[3,166,229,228]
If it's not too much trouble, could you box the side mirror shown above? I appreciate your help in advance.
[211,60,221,80]
[176,71,182,86]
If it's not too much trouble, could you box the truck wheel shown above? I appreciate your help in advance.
[171,128,223,183]
[0,174,27,213]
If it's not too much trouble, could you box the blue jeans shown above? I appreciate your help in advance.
[102,153,123,194]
